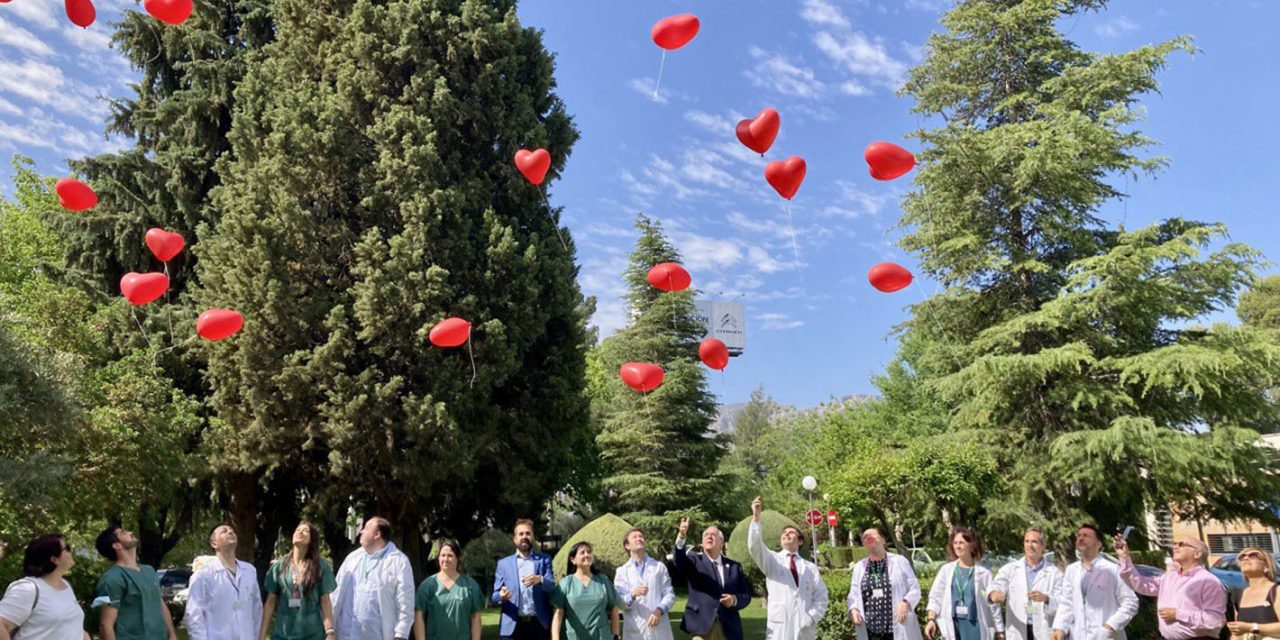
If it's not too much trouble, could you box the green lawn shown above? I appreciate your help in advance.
[480,595,767,640]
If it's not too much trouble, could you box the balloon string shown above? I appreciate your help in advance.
[653,50,667,100]
[540,190,569,251]
[466,336,476,389]
[642,391,654,431]
[784,199,802,282]
[131,306,153,350]
[163,262,174,342]
[152,334,198,369]
[668,274,677,333]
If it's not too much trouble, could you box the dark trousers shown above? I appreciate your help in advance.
[869,633,894,640]
[503,617,550,640]
[1027,624,1036,640]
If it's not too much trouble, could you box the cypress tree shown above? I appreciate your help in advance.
[196,0,589,561]
[897,0,1280,548]
[593,214,725,531]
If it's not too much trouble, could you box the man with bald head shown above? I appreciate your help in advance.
[673,516,752,640]
[1115,534,1225,640]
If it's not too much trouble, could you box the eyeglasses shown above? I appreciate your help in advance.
[1172,542,1195,549]
[1239,552,1265,561]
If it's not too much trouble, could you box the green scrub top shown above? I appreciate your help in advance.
[95,564,168,640]
[263,557,337,640]
[415,574,485,640]
[550,573,619,640]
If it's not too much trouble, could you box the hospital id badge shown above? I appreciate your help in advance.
[955,605,970,617]
[872,588,886,599]
[288,597,302,608]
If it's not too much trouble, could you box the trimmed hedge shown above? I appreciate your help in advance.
[552,513,635,579]
[727,511,810,590]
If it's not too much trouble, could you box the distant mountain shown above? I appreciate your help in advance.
[710,394,879,435]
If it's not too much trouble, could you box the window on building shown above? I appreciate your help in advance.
[1208,533,1275,555]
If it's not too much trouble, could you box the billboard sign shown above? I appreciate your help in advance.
[694,300,745,355]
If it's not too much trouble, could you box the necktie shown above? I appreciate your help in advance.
[789,554,799,587]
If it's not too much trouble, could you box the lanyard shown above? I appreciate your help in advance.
[954,566,973,604]
[222,564,241,598]
[361,552,385,579]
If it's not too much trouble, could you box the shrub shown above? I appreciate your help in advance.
[727,511,809,589]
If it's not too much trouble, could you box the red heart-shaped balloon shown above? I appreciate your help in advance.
[864,141,916,181]
[736,108,780,155]
[145,228,186,262]
[514,149,551,186]
[651,14,700,51]
[868,262,914,293]
[699,338,729,371]
[55,178,97,211]
[646,262,691,292]
[429,317,471,348]
[143,0,192,24]
[620,362,664,393]
[764,156,807,200]
[197,309,244,341]
[65,0,95,28]
[120,272,169,306]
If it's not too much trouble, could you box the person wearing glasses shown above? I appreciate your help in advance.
[1115,535,1224,640]
[1225,548,1280,640]
[0,534,89,640]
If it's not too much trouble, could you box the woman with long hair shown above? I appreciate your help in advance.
[925,527,998,640]
[1226,547,1280,640]
[413,540,484,640]
[0,534,88,640]
[260,522,337,640]
[551,542,620,640]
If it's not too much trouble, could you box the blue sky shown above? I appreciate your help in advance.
[2,1,1277,408]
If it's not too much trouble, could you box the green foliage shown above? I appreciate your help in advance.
[1239,275,1280,330]
[878,0,1280,552]
[552,514,634,579]
[195,0,590,554]
[815,571,855,640]
[726,511,808,589]
[592,215,726,530]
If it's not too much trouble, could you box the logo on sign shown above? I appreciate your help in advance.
[805,509,823,526]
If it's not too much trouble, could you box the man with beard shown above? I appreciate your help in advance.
[183,523,262,640]
[493,519,557,640]
[92,526,179,640]
[1051,524,1138,640]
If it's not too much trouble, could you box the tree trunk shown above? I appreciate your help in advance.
[228,472,258,564]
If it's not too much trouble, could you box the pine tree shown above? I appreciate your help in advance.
[897,0,1280,550]
[196,0,589,562]
[593,214,725,531]
[51,0,276,566]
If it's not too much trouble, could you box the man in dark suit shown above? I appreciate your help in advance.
[492,519,557,640]
[672,516,752,640]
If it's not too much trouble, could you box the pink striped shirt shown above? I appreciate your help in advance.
[1119,556,1226,639]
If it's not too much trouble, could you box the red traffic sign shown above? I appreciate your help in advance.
[805,509,823,526]
[826,511,838,526]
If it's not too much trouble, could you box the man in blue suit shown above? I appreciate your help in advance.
[492,519,557,640]
[673,516,752,640]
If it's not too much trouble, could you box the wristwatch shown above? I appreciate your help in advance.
[1253,623,1260,633]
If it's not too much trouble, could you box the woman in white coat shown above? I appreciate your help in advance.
[925,527,998,640]
[847,528,923,640]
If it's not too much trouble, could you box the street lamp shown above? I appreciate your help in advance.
[802,476,818,564]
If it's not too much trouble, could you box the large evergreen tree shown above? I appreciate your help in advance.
[593,215,725,531]
[51,0,276,566]
[196,0,589,564]
[896,0,1280,551]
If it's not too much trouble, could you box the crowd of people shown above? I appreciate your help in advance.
[0,499,1277,640]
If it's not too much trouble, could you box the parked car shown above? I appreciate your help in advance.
[158,568,192,603]
[1210,553,1280,596]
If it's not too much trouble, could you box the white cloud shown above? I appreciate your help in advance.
[5,0,61,30]
[626,77,668,104]
[684,109,734,135]
[820,180,895,220]
[800,0,851,29]
[0,59,108,122]
[673,232,744,272]
[746,245,784,273]
[63,23,114,55]
[0,17,55,57]
[744,46,826,99]
[1094,16,1138,39]
[840,80,872,96]
[812,30,909,89]
[0,96,21,116]
[758,312,804,330]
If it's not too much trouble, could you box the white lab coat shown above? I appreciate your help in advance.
[749,522,829,640]
[847,553,923,640]
[926,561,998,640]
[1051,558,1138,640]
[183,559,263,640]
[613,556,676,640]
[332,542,415,640]
[987,558,1063,640]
